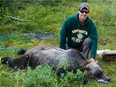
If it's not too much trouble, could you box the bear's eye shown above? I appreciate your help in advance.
[94,70,103,79]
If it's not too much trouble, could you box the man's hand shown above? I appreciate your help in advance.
[89,58,95,62]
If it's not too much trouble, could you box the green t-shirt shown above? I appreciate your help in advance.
[60,14,98,58]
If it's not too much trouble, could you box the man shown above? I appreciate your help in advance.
[60,3,98,62]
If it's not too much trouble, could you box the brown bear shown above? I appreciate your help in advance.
[1,45,110,83]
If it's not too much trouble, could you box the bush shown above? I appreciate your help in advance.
[0,65,84,87]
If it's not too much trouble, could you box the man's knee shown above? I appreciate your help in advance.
[83,37,91,45]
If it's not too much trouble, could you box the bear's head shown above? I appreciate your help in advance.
[84,61,110,82]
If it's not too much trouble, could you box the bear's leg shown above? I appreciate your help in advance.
[1,57,13,64]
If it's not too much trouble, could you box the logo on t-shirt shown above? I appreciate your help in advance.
[71,29,88,43]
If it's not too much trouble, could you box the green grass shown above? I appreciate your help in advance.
[0,0,116,87]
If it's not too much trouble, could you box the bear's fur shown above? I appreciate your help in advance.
[1,45,110,82]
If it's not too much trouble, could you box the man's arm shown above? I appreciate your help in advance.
[60,19,70,49]
[89,21,98,59]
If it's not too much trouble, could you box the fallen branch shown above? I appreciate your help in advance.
[10,16,31,22]
[0,47,20,50]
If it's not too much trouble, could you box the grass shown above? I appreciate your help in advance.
[0,0,116,87]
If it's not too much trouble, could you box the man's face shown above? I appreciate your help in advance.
[78,8,89,22]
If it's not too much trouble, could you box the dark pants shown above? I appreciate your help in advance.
[66,37,91,59]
